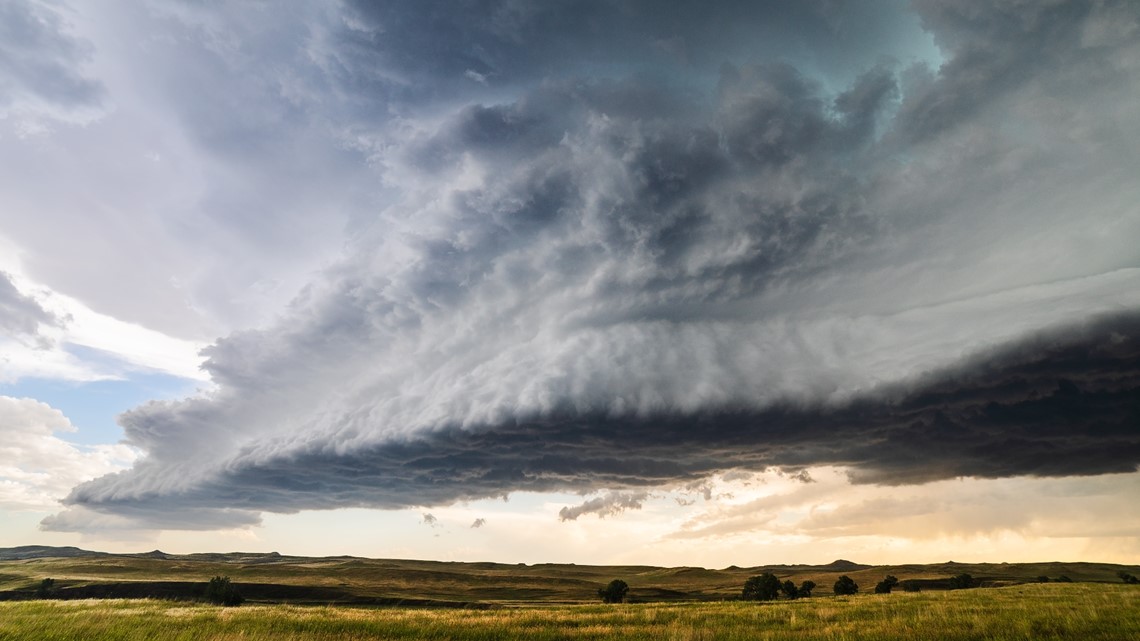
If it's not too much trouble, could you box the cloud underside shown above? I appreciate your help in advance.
[49,312,1140,530]
[34,0,1140,530]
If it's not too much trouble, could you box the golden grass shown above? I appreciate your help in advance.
[1,584,1137,640]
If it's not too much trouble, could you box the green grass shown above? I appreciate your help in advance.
[1,584,1137,640]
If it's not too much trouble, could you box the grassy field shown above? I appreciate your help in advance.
[3,548,1136,605]
[1,584,1137,640]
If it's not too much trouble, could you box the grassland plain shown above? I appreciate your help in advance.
[3,548,1137,604]
[1,584,1138,641]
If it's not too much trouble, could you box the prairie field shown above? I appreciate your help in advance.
[1,584,1137,641]
[3,548,1136,605]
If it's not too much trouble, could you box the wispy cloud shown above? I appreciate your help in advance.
[559,492,651,522]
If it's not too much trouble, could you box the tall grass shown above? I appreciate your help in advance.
[1,584,1136,641]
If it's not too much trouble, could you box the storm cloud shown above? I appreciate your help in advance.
[40,0,1140,530]
[0,0,104,131]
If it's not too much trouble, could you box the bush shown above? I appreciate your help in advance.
[1036,576,1050,583]
[874,576,898,594]
[1118,571,1139,585]
[948,573,975,590]
[798,580,816,597]
[598,579,629,604]
[742,573,781,601]
[833,575,859,596]
[204,576,244,606]
[1056,575,1073,583]
[781,580,799,599]
[35,578,56,599]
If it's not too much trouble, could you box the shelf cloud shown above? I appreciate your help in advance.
[37,0,1140,531]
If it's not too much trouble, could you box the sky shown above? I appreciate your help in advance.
[1,0,1139,567]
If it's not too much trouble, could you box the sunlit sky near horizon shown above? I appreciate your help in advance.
[2,0,1139,566]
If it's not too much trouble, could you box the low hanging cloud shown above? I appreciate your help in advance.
[41,0,1140,532]
[559,492,651,522]
[470,518,486,529]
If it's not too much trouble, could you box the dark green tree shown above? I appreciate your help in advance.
[798,580,816,597]
[833,575,859,596]
[874,575,898,594]
[1036,576,1051,583]
[598,579,629,604]
[1117,571,1138,585]
[35,578,57,599]
[204,576,244,606]
[1056,575,1073,583]
[742,573,781,601]
[948,573,975,590]
[781,580,799,599]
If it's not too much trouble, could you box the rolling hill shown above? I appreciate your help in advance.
[1,546,1136,605]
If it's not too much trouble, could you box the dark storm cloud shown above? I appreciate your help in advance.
[58,312,1140,527]
[335,0,922,96]
[0,0,104,125]
[897,0,1105,143]
[43,0,1140,530]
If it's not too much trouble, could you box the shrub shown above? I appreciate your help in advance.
[833,575,859,596]
[1118,571,1139,585]
[874,576,898,594]
[1036,576,1051,583]
[742,573,781,601]
[598,579,629,604]
[1056,575,1073,583]
[204,576,244,606]
[798,580,816,597]
[35,578,56,599]
[948,573,975,590]
[781,580,799,599]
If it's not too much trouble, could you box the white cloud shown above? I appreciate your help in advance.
[0,396,138,511]
[0,261,208,383]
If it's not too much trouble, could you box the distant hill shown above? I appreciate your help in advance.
[820,559,871,572]
[1,547,1136,605]
[0,546,108,561]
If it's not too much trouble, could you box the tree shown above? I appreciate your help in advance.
[1117,571,1139,585]
[833,575,858,596]
[948,573,975,590]
[1036,576,1051,583]
[781,580,799,600]
[598,579,629,604]
[204,576,244,606]
[742,573,781,601]
[35,578,56,599]
[1056,575,1073,583]
[874,575,899,594]
[798,580,816,598]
